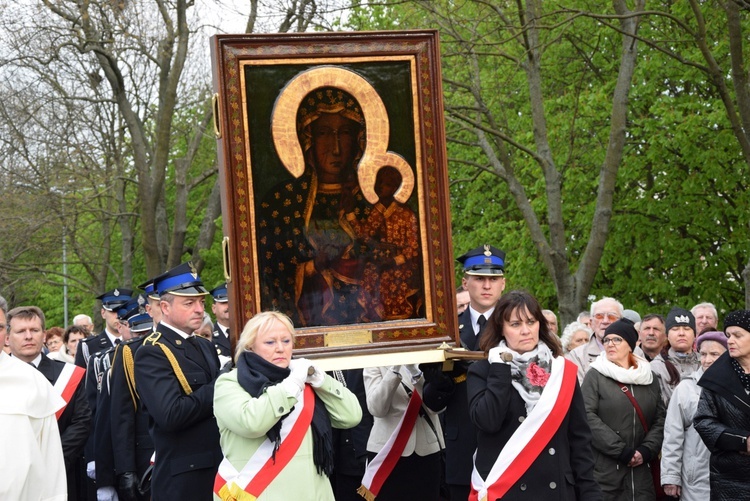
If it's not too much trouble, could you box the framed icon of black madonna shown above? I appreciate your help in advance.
[210,30,458,367]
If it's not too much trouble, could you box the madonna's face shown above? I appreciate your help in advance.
[310,113,360,183]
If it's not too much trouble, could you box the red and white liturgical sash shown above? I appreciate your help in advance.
[52,363,85,420]
[357,387,423,501]
[469,356,577,501]
[213,385,315,501]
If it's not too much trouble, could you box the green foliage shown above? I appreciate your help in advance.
[347,0,749,321]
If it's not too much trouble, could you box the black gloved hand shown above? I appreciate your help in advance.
[117,471,139,501]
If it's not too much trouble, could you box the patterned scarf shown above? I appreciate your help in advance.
[730,357,750,393]
[497,341,554,414]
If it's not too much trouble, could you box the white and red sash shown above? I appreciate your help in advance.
[469,356,577,501]
[214,385,315,501]
[52,363,86,420]
[357,386,423,501]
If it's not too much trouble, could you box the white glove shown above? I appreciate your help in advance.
[87,460,96,480]
[488,346,513,364]
[283,358,312,396]
[306,364,326,388]
[97,486,119,501]
[403,363,422,382]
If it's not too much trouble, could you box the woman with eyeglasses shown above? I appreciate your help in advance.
[581,318,666,500]
[466,290,601,500]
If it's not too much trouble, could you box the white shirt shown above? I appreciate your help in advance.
[160,321,193,340]
[469,306,495,335]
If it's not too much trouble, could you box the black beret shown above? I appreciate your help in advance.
[604,318,638,352]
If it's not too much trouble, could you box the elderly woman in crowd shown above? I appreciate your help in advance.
[560,321,593,355]
[661,331,727,500]
[581,318,665,500]
[694,310,750,501]
[47,325,87,363]
[466,290,600,500]
[212,311,362,501]
[44,326,64,353]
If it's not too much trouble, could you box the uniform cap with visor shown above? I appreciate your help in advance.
[97,288,133,312]
[137,278,160,301]
[457,245,506,276]
[153,262,208,297]
[210,283,228,303]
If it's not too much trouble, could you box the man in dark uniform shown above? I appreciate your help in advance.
[423,244,506,500]
[138,278,162,328]
[7,305,91,501]
[209,282,231,358]
[108,294,155,501]
[134,262,222,500]
[75,288,132,499]
[92,295,149,501]
[75,288,133,369]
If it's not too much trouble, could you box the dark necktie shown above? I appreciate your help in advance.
[225,328,230,339]
[114,338,121,345]
[185,337,210,369]
[477,314,487,334]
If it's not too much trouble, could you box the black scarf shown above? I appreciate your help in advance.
[236,351,334,476]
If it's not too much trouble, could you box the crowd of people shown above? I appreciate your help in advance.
[1,245,749,501]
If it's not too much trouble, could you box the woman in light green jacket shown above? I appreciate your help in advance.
[213,311,362,501]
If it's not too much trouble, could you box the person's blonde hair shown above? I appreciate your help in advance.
[234,311,295,362]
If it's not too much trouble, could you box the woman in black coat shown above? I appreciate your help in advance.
[466,291,601,501]
[694,310,750,501]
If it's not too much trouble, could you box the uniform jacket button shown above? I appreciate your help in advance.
[518,416,525,423]
[549,482,557,489]
[519,484,526,491]
[548,447,556,455]
[278,407,284,412]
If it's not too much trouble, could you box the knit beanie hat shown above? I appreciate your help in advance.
[724,310,750,334]
[696,331,728,351]
[604,318,638,352]
[665,307,695,334]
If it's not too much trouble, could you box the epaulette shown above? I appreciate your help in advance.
[123,336,142,346]
[143,331,162,345]
[141,331,192,395]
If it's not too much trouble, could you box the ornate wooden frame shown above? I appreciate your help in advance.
[210,30,457,367]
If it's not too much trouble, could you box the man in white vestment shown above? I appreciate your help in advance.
[0,299,67,500]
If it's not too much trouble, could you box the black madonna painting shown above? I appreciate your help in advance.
[211,31,457,359]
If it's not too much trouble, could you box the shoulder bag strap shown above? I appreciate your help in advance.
[618,383,648,432]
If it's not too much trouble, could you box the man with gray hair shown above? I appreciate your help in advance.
[691,302,718,334]
[566,297,624,382]
[542,309,559,335]
[72,313,95,335]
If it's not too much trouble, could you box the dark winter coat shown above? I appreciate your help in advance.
[581,367,665,501]
[467,358,601,501]
[694,351,750,501]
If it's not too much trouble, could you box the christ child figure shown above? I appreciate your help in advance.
[355,166,422,320]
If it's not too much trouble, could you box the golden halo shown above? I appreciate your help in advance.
[271,66,414,204]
